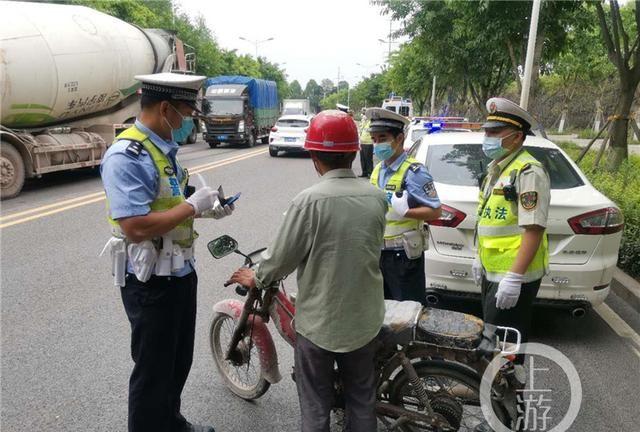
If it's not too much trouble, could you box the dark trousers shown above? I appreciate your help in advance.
[294,333,378,432]
[359,144,373,177]
[481,276,541,364]
[380,249,426,305]
[120,271,198,432]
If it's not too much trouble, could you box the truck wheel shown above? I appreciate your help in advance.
[0,141,25,200]
[269,147,278,157]
[187,125,197,144]
[246,134,256,148]
[208,142,219,149]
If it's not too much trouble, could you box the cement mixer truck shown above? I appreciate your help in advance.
[0,1,198,199]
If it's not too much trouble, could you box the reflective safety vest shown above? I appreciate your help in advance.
[359,119,372,144]
[106,125,196,248]
[477,150,548,282]
[371,157,422,239]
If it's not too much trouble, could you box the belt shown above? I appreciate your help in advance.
[383,237,405,250]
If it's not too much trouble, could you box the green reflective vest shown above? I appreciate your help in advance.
[106,125,196,248]
[359,119,372,144]
[371,157,422,239]
[477,150,548,282]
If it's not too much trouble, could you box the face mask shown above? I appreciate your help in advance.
[374,141,395,161]
[482,132,516,160]
[164,104,194,143]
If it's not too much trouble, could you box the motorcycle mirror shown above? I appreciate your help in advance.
[207,235,239,259]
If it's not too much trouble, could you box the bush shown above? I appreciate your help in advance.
[558,142,640,278]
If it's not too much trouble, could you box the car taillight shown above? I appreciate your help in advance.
[271,126,278,132]
[568,207,624,235]
[429,204,466,228]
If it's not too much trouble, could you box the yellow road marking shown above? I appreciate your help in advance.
[0,191,105,222]
[0,148,267,229]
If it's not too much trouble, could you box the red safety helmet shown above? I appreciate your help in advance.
[304,110,360,152]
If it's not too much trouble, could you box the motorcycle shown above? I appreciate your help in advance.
[207,235,523,431]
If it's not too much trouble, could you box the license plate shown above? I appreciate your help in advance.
[217,135,228,140]
[284,137,296,142]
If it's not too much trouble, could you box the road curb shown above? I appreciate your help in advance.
[611,268,640,313]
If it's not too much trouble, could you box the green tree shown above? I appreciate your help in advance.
[304,80,324,113]
[258,58,289,100]
[288,80,303,98]
[594,0,640,169]
[386,40,433,115]
[320,79,336,97]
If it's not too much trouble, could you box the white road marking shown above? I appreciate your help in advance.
[594,303,640,358]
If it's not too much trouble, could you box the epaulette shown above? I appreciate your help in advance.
[124,140,144,157]
[520,163,532,172]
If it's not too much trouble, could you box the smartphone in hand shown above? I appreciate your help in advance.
[217,185,241,206]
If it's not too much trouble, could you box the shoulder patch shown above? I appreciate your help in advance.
[520,191,538,210]
[423,181,438,198]
[409,163,421,173]
[125,140,144,157]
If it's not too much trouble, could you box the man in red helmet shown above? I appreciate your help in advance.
[228,110,388,432]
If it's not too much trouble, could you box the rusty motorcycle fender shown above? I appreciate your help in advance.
[213,299,283,384]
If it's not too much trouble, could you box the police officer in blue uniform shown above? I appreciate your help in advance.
[101,72,233,432]
[366,108,442,304]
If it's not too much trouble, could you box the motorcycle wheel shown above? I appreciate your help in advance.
[387,359,512,431]
[209,312,270,400]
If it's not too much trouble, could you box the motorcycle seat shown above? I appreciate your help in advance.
[382,300,423,332]
[415,307,484,349]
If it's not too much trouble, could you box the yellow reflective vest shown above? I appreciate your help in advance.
[106,125,196,248]
[477,150,548,282]
[371,157,422,239]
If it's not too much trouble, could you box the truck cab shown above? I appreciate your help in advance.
[203,85,255,147]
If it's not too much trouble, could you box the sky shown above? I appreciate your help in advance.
[178,0,407,87]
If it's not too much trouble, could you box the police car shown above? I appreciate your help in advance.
[403,118,479,151]
[409,131,624,314]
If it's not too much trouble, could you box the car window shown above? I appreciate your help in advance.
[276,119,308,128]
[417,143,584,189]
[524,147,584,189]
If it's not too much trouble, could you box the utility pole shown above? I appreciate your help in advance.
[519,0,542,110]
[430,75,437,116]
[387,19,392,64]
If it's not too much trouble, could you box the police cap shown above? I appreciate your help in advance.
[365,107,409,133]
[482,97,538,133]
[135,72,206,112]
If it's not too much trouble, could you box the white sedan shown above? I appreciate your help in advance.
[268,115,311,157]
[409,132,624,315]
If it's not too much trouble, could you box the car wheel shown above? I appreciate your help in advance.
[246,133,256,148]
[208,142,219,149]
[261,135,269,145]
[0,141,26,200]
[186,125,197,144]
[269,147,278,157]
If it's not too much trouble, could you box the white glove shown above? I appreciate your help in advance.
[495,272,524,310]
[200,200,234,219]
[185,186,219,215]
[391,190,410,217]
[471,257,483,286]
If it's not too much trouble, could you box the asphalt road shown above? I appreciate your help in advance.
[1,139,639,431]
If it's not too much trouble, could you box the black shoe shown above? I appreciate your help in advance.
[180,423,215,432]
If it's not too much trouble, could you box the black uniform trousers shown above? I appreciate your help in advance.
[120,271,198,432]
[380,249,426,305]
[294,333,379,432]
[359,144,374,177]
[480,276,541,365]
